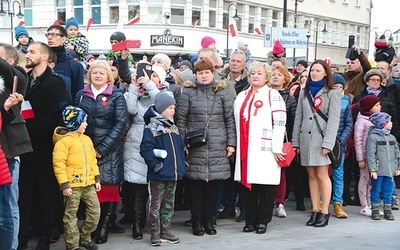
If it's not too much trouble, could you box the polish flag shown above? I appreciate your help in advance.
[229,23,237,37]
[192,19,200,29]
[126,16,140,25]
[21,100,34,120]
[254,27,262,35]
[53,19,61,25]
[18,21,25,26]
[86,18,94,32]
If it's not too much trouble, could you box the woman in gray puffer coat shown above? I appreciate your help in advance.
[176,59,236,236]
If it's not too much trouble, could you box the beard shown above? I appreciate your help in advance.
[25,59,39,69]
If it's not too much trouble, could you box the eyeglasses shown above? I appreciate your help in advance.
[45,33,62,38]
[368,78,381,83]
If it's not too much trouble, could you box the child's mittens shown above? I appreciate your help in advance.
[154,162,164,173]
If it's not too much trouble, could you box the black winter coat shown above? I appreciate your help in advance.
[278,89,297,141]
[75,84,127,185]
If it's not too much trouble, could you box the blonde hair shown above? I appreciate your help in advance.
[88,60,115,85]
[248,61,272,86]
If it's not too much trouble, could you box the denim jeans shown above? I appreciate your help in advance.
[331,151,345,204]
[370,176,393,205]
[0,183,13,250]
[8,157,20,250]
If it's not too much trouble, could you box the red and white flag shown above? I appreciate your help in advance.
[21,100,34,120]
[229,23,237,37]
[86,18,94,32]
[126,16,140,25]
[254,27,262,35]
[18,21,25,26]
[192,19,200,29]
[53,19,60,25]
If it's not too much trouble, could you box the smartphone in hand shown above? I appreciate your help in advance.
[12,76,18,93]
[136,63,152,78]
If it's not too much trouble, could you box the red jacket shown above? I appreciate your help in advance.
[0,103,11,185]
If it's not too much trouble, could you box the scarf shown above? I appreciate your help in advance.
[366,87,381,96]
[393,77,400,84]
[239,88,254,190]
[374,128,391,135]
[308,79,325,97]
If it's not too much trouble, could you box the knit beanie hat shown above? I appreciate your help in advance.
[151,53,171,69]
[333,73,346,87]
[85,54,95,63]
[375,34,387,47]
[364,69,384,82]
[272,40,285,55]
[62,106,87,131]
[151,65,166,84]
[201,36,216,49]
[66,17,79,30]
[369,112,391,129]
[154,92,176,114]
[359,95,380,112]
[296,60,307,68]
[110,31,126,42]
[178,56,183,62]
[238,39,248,49]
[14,26,29,40]
[181,69,195,82]
[180,60,193,71]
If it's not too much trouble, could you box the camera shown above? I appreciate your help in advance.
[165,12,171,19]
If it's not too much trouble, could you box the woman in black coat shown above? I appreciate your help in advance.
[75,60,127,244]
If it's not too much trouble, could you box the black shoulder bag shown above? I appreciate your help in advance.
[305,91,342,169]
[185,94,216,149]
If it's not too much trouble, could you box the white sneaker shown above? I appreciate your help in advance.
[360,207,372,217]
[275,204,287,218]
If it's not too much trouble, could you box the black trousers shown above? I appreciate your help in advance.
[189,180,218,223]
[242,184,275,226]
[18,158,58,244]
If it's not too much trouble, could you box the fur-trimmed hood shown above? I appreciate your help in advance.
[0,76,4,93]
[219,66,249,81]
[182,79,227,92]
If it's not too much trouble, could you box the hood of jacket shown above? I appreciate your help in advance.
[52,126,70,144]
[183,79,227,92]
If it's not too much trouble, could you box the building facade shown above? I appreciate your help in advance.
[0,0,372,67]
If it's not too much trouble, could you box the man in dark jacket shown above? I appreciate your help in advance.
[18,42,66,250]
[0,43,33,250]
[46,25,84,100]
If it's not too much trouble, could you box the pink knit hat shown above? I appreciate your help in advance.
[272,40,285,55]
[201,36,216,49]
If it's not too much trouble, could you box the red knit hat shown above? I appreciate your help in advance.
[201,36,216,49]
[272,40,285,55]
[359,95,380,112]
[375,34,387,47]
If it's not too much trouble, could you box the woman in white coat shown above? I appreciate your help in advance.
[233,62,286,234]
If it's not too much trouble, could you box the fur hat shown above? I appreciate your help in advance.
[151,65,166,85]
[201,36,216,49]
[66,17,79,30]
[238,39,248,49]
[359,95,380,112]
[180,60,193,71]
[110,31,126,42]
[364,69,384,83]
[375,34,387,47]
[370,112,391,129]
[14,26,29,41]
[62,106,87,131]
[151,53,171,69]
[272,40,285,55]
[333,73,346,87]
[154,92,176,114]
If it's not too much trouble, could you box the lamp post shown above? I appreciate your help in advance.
[0,0,24,45]
[306,31,311,62]
[226,2,240,59]
[314,19,328,60]
[292,0,304,68]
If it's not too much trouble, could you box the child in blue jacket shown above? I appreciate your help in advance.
[140,92,186,246]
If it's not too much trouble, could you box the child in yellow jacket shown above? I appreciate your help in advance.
[53,106,101,250]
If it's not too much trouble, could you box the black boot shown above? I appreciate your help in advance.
[119,193,133,224]
[108,203,125,233]
[94,202,112,244]
[132,196,145,240]
[314,212,330,227]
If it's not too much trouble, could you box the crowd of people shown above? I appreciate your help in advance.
[0,19,400,250]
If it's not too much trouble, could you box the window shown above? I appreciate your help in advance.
[261,9,267,33]
[342,0,349,4]
[331,22,336,44]
[171,8,184,24]
[23,0,33,26]
[147,7,162,23]
[128,4,140,20]
[248,6,255,33]
[73,0,83,24]
[192,10,201,27]
[91,0,101,24]
[272,10,278,27]
[209,0,216,28]
[109,6,119,23]
[355,0,361,7]
[223,2,241,31]
[57,0,66,24]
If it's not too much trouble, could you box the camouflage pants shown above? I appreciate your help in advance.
[63,185,100,249]
[149,180,177,234]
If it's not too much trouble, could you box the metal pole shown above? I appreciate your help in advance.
[10,12,13,45]
[293,0,298,69]
[226,6,229,59]
[314,22,319,61]
[283,0,287,28]
[306,34,310,62]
